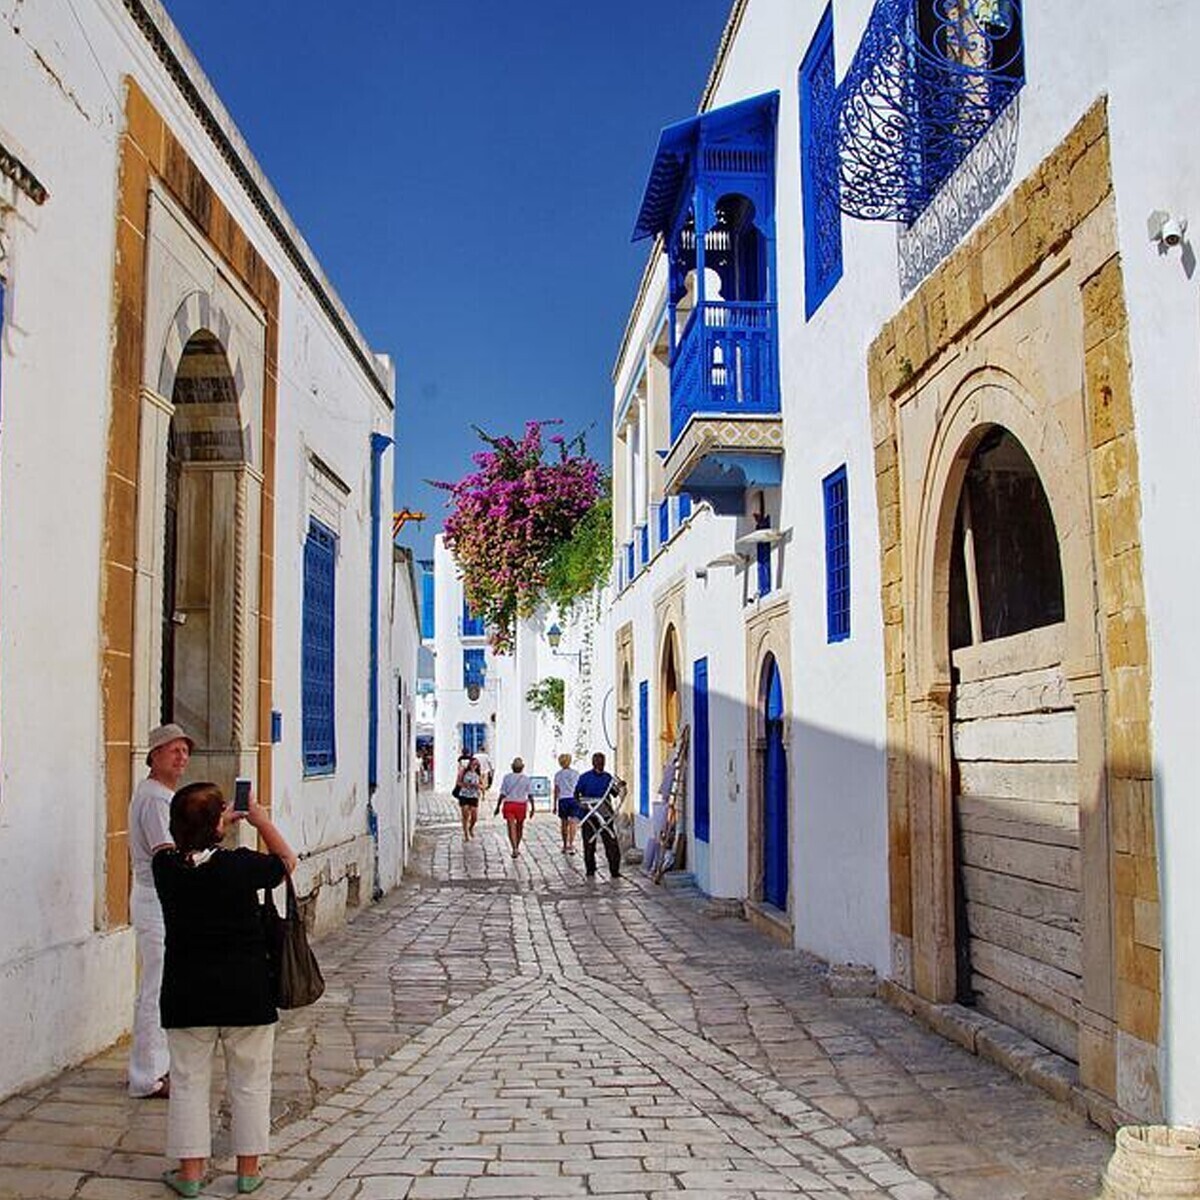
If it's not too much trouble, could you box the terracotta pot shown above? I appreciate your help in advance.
[1100,1126,1200,1198]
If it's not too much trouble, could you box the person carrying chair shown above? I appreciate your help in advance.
[574,752,624,880]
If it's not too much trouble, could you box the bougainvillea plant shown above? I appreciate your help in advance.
[434,421,607,653]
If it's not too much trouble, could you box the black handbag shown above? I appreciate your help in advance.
[262,876,325,1009]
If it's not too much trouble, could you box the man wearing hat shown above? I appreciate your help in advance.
[127,722,193,1098]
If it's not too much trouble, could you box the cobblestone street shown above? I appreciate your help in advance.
[0,796,1113,1199]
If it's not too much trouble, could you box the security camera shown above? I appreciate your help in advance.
[1162,216,1187,247]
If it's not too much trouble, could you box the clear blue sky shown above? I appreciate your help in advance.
[161,0,734,561]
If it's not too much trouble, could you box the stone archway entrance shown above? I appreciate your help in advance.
[760,654,788,912]
[946,427,1080,1060]
[660,624,682,765]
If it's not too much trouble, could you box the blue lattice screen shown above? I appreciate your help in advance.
[800,6,842,317]
[463,648,486,689]
[302,518,337,774]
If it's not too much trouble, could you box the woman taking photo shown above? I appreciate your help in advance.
[153,782,297,1197]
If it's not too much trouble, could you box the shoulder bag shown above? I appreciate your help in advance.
[262,875,325,1009]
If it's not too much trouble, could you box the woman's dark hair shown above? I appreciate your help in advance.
[170,782,225,855]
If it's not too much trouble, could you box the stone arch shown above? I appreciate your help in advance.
[658,620,683,763]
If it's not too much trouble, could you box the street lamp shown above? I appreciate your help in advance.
[546,623,581,667]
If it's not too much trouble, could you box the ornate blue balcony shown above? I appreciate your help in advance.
[633,92,783,515]
[826,0,1025,224]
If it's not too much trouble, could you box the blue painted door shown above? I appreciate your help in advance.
[693,658,710,842]
[762,658,788,910]
[638,680,650,817]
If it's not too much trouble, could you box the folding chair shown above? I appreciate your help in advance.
[576,775,626,841]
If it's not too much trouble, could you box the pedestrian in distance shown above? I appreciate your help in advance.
[575,752,623,880]
[453,753,483,839]
[128,721,194,1100]
[495,757,534,858]
[153,782,297,1197]
[472,746,494,794]
[553,752,581,855]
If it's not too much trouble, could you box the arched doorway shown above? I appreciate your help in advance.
[760,654,788,911]
[946,426,1078,1060]
[164,328,250,790]
[660,624,682,763]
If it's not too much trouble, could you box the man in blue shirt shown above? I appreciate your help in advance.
[574,752,623,879]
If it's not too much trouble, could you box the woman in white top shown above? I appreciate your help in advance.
[553,753,581,855]
[496,757,534,858]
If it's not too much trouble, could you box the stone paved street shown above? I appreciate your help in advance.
[0,795,1112,1199]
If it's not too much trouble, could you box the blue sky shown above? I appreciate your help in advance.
[161,0,734,561]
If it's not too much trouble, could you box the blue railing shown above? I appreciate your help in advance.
[670,300,780,443]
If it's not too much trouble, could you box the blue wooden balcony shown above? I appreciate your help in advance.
[670,300,779,444]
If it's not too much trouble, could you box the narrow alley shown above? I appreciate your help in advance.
[0,797,1112,1199]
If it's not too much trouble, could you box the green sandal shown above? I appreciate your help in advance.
[237,1176,264,1195]
[162,1170,202,1198]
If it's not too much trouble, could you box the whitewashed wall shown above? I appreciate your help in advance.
[0,0,399,1095]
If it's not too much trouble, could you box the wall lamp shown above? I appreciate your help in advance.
[694,551,748,582]
[1148,209,1188,250]
[546,623,581,667]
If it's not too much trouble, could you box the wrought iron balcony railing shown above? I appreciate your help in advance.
[670,300,780,444]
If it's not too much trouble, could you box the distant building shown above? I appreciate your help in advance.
[603,0,1200,1129]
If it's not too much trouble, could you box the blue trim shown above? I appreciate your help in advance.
[461,722,487,755]
[679,493,692,522]
[756,523,772,599]
[762,657,788,909]
[693,658,710,843]
[657,500,669,547]
[638,680,650,818]
[823,465,850,642]
[624,540,635,585]
[800,5,843,318]
[419,560,435,639]
[302,518,337,776]
[463,648,487,689]
[638,523,650,568]
[461,597,486,638]
[368,433,391,791]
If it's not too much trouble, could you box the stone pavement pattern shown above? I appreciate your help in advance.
[0,793,1112,1198]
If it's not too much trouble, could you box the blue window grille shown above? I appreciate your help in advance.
[463,648,486,690]
[800,6,843,318]
[461,722,487,755]
[638,523,650,568]
[693,658,710,843]
[302,518,337,775]
[638,680,650,817]
[419,560,434,640]
[823,466,850,642]
[657,501,669,549]
[461,597,485,638]
[757,538,772,599]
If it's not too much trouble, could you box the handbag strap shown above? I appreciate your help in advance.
[283,872,301,920]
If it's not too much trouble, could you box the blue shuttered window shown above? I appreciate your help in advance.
[823,465,850,642]
[463,648,486,689]
[461,598,485,637]
[638,680,650,817]
[419,561,434,639]
[800,6,842,318]
[461,722,487,755]
[693,658,710,843]
[302,518,337,775]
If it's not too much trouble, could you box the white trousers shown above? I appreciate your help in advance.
[166,1024,275,1160]
[129,882,169,1096]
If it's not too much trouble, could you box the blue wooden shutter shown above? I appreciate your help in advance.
[462,598,485,637]
[461,722,486,755]
[463,648,486,689]
[302,518,337,774]
[639,680,650,817]
[800,6,842,318]
[823,465,850,642]
[419,561,434,639]
[693,658,710,843]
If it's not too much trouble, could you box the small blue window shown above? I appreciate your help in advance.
[461,722,487,755]
[756,517,772,598]
[302,518,337,775]
[462,597,485,637]
[463,648,486,690]
[638,680,650,817]
[658,501,669,547]
[693,658,710,843]
[419,560,434,639]
[800,6,842,318]
[823,465,850,642]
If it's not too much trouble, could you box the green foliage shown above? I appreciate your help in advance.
[526,677,565,736]
[543,494,612,615]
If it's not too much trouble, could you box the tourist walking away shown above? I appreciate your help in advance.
[453,753,483,839]
[496,757,534,858]
[153,782,297,1197]
[128,721,193,1100]
[576,751,623,879]
[553,752,581,854]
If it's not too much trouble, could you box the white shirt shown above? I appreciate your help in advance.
[498,772,532,801]
[553,767,580,800]
[129,777,173,889]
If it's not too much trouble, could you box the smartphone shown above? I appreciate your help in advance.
[233,777,252,813]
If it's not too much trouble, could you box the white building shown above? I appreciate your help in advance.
[0,0,415,1097]
[605,0,1200,1130]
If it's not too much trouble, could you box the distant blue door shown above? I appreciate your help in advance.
[638,680,650,817]
[762,657,788,910]
[693,658,710,842]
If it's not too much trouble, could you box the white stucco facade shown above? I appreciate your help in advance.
[604,0,1200,1125]
[0,0,412,1097]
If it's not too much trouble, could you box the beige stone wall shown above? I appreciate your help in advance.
[867,99,1160,1119]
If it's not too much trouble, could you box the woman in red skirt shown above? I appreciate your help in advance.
[496,757,533,858]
